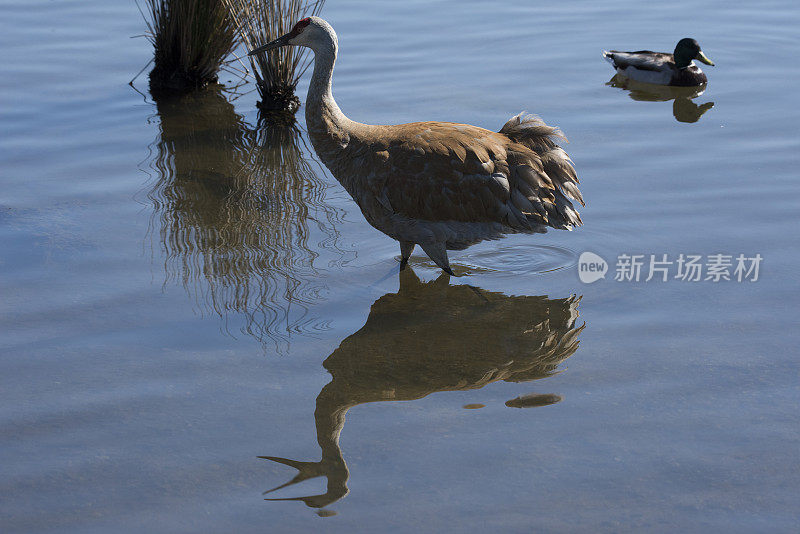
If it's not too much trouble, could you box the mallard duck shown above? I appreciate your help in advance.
[603,38,714,86]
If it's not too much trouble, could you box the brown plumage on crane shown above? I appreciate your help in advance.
[250,17,583,274]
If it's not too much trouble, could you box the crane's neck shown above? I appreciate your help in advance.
[304,36,355,143]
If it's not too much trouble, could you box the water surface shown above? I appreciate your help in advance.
[1,0,799,532]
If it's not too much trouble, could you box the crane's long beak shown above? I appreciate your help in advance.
[696,50,715,66]
[248,32,292,56]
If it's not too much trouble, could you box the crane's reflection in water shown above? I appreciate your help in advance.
[261,269,584,513]
[145,86,343,350]
[607,74,715,123]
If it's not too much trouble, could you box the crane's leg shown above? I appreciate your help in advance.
[399,241,415,270]
[420,241,455,276]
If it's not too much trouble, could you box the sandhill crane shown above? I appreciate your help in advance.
[250,17,583,275]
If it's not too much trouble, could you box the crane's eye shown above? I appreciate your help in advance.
[290,18,311,37]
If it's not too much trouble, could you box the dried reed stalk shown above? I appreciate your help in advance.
[139,0,238,95]
[222,0,325,112]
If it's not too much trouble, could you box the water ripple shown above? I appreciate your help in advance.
[453,243,578,276]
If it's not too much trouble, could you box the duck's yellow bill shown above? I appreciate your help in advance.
[696,51,715,66]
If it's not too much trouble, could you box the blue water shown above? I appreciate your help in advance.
[1,0,799,532]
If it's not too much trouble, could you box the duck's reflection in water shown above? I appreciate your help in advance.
[145,86,342,350]
[607,74,715,123]
[261,269,584,511]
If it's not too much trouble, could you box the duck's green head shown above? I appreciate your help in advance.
[674,38,714,69]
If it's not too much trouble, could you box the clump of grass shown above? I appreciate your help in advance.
[139,0,238,96]
[222,0,325,113]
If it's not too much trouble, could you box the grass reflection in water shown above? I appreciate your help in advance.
[145,86,343,350]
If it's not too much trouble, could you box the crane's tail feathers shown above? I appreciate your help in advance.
[500,112,567,143]
[516,190,582,231]
[501,112,584,230]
